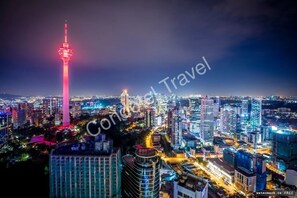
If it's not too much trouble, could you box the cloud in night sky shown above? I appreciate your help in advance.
[0,0,296,96]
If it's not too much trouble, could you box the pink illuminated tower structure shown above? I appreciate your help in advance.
[59,22,73,127]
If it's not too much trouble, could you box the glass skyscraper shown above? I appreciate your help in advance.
[250,98,262,131]
[49,135,121,198]
[272,129,297,171]
[189,97,200,134]
[122,148,160,198]
[241,99,249,131]
[220,105,237,135]
[200,97,214,145]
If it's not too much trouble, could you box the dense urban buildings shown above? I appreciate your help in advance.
[1,1,297,198]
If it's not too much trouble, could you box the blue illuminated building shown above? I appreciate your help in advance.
[235,150,266,191]
[272,129,297,171]
[122,148,160,198]
[0,112,12,144]
[223,147,237,167]
[250,98,262,131]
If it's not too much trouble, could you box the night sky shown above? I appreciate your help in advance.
[0,0,297,96]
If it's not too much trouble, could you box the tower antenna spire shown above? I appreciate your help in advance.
[64,20,68,43]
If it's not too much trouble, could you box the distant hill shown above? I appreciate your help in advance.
[0,93,22,100]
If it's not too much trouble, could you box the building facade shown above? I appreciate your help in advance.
[250,98,262,131]
[122,148,160,198]
[220,105,237,135]
[173,174,208,198]
[200,98,214,145]
[189,98,201,134]
[50,136,121,198]
[145,108,155,128]
[272,129,297,171]
[234,167,256,196]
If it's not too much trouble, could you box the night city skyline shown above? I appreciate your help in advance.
[0,0,297,96]
[2,1,297,197]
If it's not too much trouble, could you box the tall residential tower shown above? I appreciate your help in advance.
[200,97,214,145]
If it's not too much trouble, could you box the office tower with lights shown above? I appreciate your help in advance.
[213,96,220,117]
[171,115,183,149]
[0,112,12,144]
[43,97,61,117]
[200,97,214,145]
[49,135,121,198]
[12,109,26,129]
[235,150,266,192]
[271,129,297,171]
[241,100,249,131]
[145,108,155,128]
[120,89,130,115]
[220,105,237,135]
[71,101,82,118]
[223,147,237,167]
[122,148,160,198]
[189,98,200,134]
[59,22,73,127]
[167,108,174,139]
[43,98,51,116]
[250,98,262,131]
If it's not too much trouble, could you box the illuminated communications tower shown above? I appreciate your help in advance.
[59,22,73,127]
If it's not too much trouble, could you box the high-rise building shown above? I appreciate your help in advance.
[213,96,220,117]
[235,150,266,191]
[0,112,12,144]
[50,135,121,198]
[59,22,73,127]
[145,108,155,128]
[271,129,297,171]
[32,109,43,126]
[71,101,82,118]
[122,148,160,198]
[167,108,174,139]
[171,115,182,149]
[189,98,200,134]
[220,105,237,135]
[234,167,256,196]
[120,89,130,115]
[200,97,214,145]
[241,100,249,131]
[248,131,262,149]
[250,98,262,131]
[43,97,61,117]
[223,147,237,167]
[12,109,26,129]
